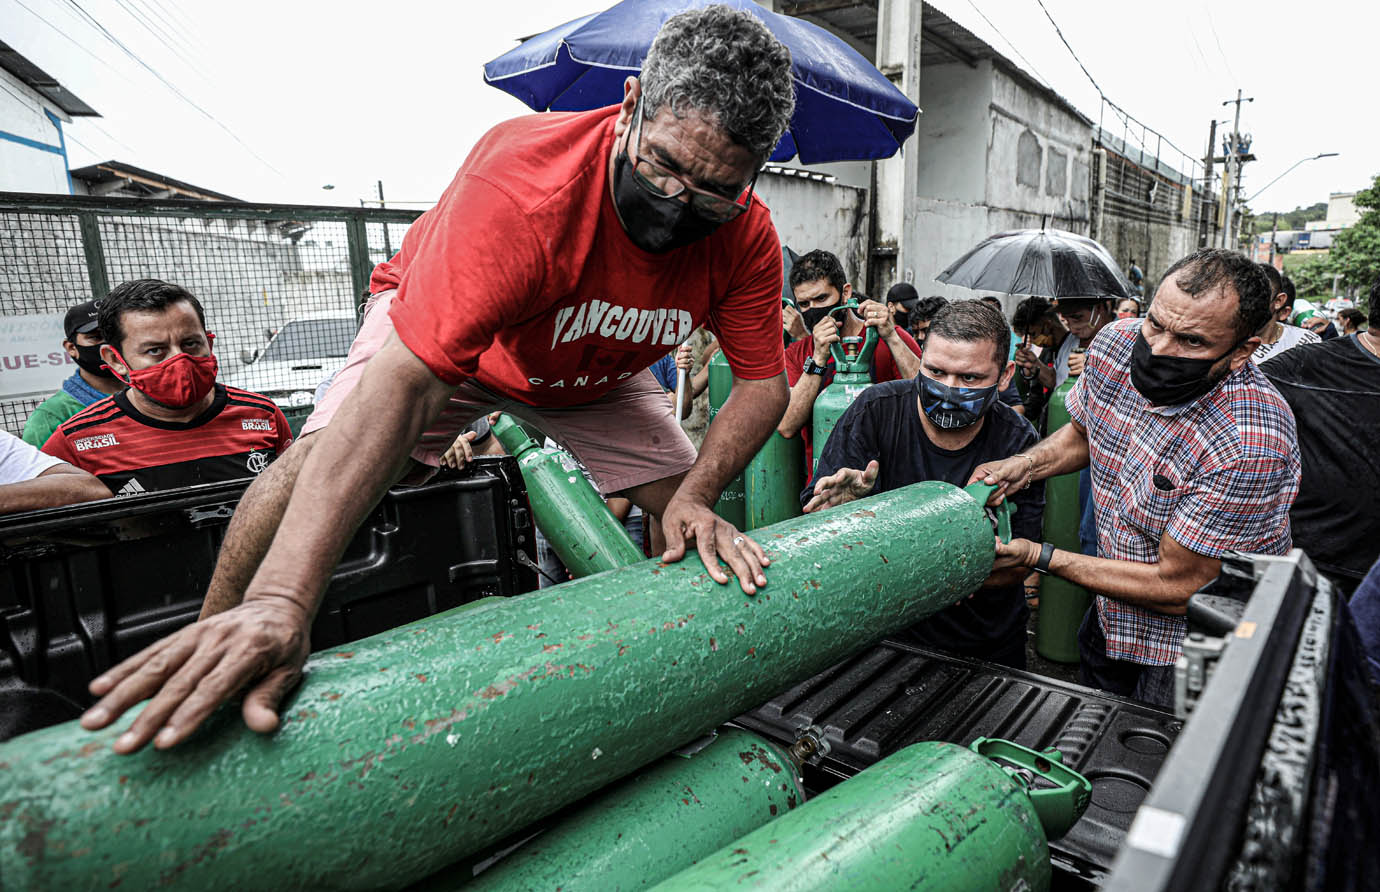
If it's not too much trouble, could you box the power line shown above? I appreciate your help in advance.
[1205,8,1238,84]
[5,0,129,79]
[128,0,203,55]
[963,0,1053,90]
[109,0,210,80]
[1032,0,1104,101]
[57,0,284,176]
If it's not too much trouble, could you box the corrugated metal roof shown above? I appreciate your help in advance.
[0,40,99,117]
[68,160,238,201]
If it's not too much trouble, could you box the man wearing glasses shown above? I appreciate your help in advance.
[81,6,796,753]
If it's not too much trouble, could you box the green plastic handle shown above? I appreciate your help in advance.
[963,482,1013,543]
[969,737,1092,841]
[827,301,879,369]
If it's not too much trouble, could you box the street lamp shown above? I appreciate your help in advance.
[1247,152,1339,204]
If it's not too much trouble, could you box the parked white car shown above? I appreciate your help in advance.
[228,314,356,408]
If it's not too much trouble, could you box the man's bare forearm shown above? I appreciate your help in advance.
[1043,548,1213,615]
[243,335,455,618]
[0,465,111,513]
[199,438,315,619]
[777,373,821,437]
[1025,421,1091,481]
[885,330,922,378]
[684,373,787,505]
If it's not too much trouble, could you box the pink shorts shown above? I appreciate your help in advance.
[302,291,697,495]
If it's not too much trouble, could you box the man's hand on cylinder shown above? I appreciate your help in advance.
[80,597,311,753]
[967,454,1036,505]
[803,460,879,513]
[858,299,894,339]
[660,494,769,595]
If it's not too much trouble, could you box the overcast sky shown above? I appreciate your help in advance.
[4,0,1373,214]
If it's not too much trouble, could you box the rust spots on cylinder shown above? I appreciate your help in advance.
[415,674,428,683]
[335,651,355,659]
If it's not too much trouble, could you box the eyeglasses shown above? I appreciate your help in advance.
[627,101,758,223]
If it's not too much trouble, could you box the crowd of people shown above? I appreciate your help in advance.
[0,6,1373,751]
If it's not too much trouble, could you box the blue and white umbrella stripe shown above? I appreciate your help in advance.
[482,0,918,164]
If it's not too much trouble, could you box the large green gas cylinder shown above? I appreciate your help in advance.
[811,302,878,475]
[1035,371,1093,663]
[653,738,1091,892]
[491,413,643,579]
[0,482,1008,891]
[707,350,746,528]
[436,728,806,892]
[743,432,803,530]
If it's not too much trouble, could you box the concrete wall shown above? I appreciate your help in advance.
[899,61,1093,315]
[0,71,71,194]
[756,170,871,290]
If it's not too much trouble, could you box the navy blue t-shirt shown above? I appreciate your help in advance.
[648,353,677,393]
[807,377,1044,660]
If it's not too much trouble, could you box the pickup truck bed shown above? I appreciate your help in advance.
[735,639,1179,887]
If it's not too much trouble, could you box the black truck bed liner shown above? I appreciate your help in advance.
[734,638,1181,885]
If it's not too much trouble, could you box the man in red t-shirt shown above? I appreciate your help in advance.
[42,280,292,495]
[83,7,799,754]
[777,250,923,473]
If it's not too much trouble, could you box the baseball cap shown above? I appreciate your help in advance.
[63,300,101,341]
[886,282,919,310]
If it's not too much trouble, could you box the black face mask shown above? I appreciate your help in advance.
[893,309,911,331]
[1129,329,1240,407]
[917,373,1000,429]
[800,305,835,333]
[611,150,723,254]
[73,342,117,379]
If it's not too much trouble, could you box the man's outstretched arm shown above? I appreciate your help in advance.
[0,463,111,513]
[82,333,456,753]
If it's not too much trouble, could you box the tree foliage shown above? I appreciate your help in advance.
[1248,202,1328,235]
[1327,176,1380,293]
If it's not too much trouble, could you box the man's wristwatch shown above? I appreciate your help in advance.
[802,356,828,376]
[1031,541,1056,575]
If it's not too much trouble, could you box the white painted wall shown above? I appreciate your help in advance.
[756,171,871,289]
[0,70,71,194]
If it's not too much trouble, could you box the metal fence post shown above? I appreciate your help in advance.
[345,214,372,314]
[77,212,110,301]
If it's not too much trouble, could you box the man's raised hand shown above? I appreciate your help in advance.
[803,459,879,513]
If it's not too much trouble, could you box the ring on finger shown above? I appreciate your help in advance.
[732,536,745,547]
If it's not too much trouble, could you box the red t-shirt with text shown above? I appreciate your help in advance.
[373,106,784,407]
[783,328,923,470]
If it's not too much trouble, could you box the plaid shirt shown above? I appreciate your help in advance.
[1066,319,1300,665]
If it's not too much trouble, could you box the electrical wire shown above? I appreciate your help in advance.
[57,0,284,176]
[109,0,210,80]
[963,0,1054,90]
[5,0,128,78]
[1205,8,1239,84]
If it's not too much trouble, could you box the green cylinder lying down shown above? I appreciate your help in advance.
[491,413,643,579]
[707,350,746,528]
[0,481,999,892]
[427,728,806,892]
[743,431,804,531]
[1035,373,1093,663]
[653,738,1091,892]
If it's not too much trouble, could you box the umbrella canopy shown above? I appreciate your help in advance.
[482,0,918,164]
[935,228,1134,301]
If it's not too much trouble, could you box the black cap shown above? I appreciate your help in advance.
[63,300,101,341]
[886,282,919,310]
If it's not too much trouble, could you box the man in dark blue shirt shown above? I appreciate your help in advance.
[804,300,1044,668]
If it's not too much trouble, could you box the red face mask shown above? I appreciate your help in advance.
[108,334,219,409]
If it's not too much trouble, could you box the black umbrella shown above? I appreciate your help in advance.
[935,228,1133,300]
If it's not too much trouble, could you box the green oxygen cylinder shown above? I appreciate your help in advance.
[707,350,745,528]
[491,414,642,579]
[1035,368,1093,663]
[429,728,806,892]
[651,738,1091,892]
[0,481,1009,892]
[810,302,878,475]
[743,432,803,531]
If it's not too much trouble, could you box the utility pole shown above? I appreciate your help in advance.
[1202,119,1218,248]
[1221,90,1254,250]
[1269,211,1278,264]
[377,180,393,259]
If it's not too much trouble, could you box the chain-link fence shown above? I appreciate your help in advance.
[0,193,420,439]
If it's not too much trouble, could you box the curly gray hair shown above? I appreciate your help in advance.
[639,5,795,161]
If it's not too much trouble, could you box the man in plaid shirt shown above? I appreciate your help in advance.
[970,249,1300,708]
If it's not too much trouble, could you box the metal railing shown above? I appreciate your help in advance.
[0,193,422,438]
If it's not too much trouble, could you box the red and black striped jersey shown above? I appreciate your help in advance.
[42,385,293,495]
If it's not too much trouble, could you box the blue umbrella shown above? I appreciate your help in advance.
[482,0,918,164]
